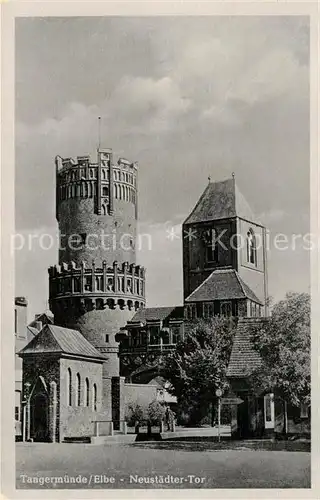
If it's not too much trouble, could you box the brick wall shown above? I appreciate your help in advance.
[124,383,158,409]
[61,307,136,376]
[58,198,137,266]
[22,355,61,442]
[236,218,267,309]
[59,357,103,439]
[183,221,235,299]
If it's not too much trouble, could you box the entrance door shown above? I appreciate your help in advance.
[31,392,49,442]
[237,397,250,438]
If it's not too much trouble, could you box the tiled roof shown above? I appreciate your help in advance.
[185,269,263,304]
[129,306,184,324]
[184,178,260,225]
[27,326,39,337]
[18,324,106,361]
[29,312,54,328]
[227,317,268,378]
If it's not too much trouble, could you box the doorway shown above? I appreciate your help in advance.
[31,392,49,442]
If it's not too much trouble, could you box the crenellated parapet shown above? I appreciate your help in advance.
[55,150,138,221]
[48,260,146,307]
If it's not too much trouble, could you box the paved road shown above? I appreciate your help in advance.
[16,442,310,489]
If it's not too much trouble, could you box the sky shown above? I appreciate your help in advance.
[15,16,310,322]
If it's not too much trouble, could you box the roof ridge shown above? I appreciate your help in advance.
[42,324,64,351]
[235,273,263,305]
[234,270,247,298]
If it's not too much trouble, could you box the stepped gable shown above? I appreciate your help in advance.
[128,306,184,325]
[227,317,269,378]
[184,178,259,225]
[185,269,262,304]
[18,324,106,361]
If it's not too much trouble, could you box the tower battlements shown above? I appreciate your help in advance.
[55,147,139,267]
[55,151,138,223]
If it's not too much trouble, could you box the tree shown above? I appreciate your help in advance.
[248,292,310,433]
[125,402,147,429]
[161,316,237,426]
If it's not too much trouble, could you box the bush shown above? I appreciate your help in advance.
[125,403,147,427]
[147,400,166,425]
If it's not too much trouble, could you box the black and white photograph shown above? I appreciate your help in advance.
[2,3,316,495]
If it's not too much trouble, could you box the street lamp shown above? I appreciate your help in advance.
[215,388,223,443]
[22,382,31,442]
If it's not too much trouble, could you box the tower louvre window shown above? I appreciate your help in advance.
[204,228,218,263]
[247,229,257,265]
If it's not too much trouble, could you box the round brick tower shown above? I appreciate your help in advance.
[48,148,146,377]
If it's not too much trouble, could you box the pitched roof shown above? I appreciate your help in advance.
[184,178,260,225]
[227,317,268,378]
[18,324,106,361]
[29,312,54,328]
[27,326,39,337]
[128,306,184,325]
[185,268,263,304]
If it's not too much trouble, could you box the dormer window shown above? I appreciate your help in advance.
[204,228,218,263]
[247,229,257,265]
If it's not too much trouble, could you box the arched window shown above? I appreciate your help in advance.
[126,186,129,201]
[92,383,97,411]
[85,378,90,407]
[67,368,72,406]
[122,185,125,200]
[76,373,81,406]
[247,229,257,265]
[204,228,218,263]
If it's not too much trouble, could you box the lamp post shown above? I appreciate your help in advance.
[22,382,31,442]
[215,388,223,443]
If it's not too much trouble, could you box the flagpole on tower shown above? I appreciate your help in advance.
[98,116,101,151]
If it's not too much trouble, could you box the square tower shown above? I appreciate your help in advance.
[182,176,268,318]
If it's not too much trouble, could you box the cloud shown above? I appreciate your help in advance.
[15,17,310,314]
